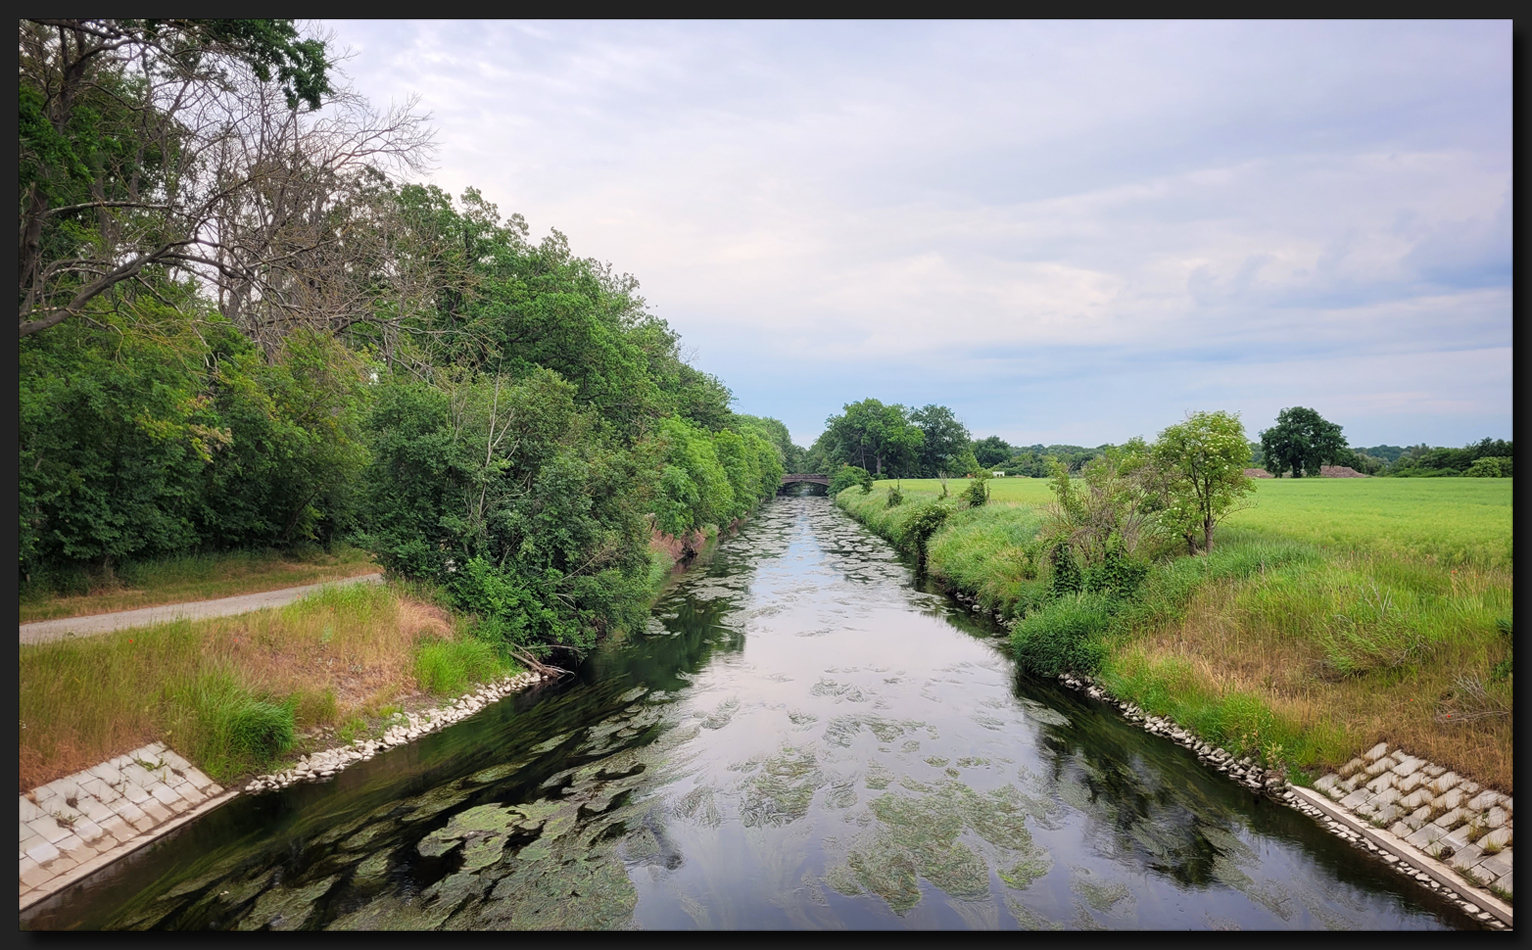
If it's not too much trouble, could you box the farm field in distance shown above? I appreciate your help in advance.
[889,475,1511,567]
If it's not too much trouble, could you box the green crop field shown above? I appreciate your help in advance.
[1223,478,1512,569]
[877,476,1512,568]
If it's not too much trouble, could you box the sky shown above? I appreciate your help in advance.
[320,20,1511,451]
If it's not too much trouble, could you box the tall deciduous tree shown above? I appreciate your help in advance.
[19,18,433,341]
[1152,410,1255,553]
[972,435,1012,469]
[1258,407,1346,478]
[908,404,970,477]
[819,399,924,477]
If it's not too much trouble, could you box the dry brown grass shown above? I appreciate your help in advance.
[19,582,463,792]
[1111,566,1513,793]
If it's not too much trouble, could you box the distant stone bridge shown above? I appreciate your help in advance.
[779,473,829,487]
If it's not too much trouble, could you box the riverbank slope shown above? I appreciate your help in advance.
[836,479,1513,793]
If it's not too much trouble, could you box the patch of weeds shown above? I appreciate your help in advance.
[165,672,296,782]
[414,638,503,697]
[293,688,338,730]
[1489,883,1512,905]
[335,716,367,745]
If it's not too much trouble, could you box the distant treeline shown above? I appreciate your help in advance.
[1250,439,1513,477]
[799,396,1509,481]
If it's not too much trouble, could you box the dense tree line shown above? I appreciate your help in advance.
[19,19,788,653]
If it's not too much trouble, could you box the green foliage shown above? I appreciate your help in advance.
[1152,411,1255,553]
[1083,538,1149,601]
[830,465,873,496]
[972,435,1012,469]
[1009,594,1115,676]
[1384,438,1512,477]
[1259,406,1346,478]
[908,404,971,478]
[902,502,953,561]
[19,307,370,577]
[1039,442,1159,567]
[886,483,905,508]
[166,672,296,781]
[961,473,990,507]
[1001,444,1105,477]
[137,19,333,110]
[360,369,653,653]
[652,417,733,536]
[817,399,925,477]
[1047,543,1084,600]
[1465,456,1512,478]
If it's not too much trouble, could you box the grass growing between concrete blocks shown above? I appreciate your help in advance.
[19,543,380,624]
[19,579,521,792]
[839,478,1514,794]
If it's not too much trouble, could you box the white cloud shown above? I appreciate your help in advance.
[319,19,1511,448]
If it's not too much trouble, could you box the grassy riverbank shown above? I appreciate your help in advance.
[838,478,1513,792]
[19,537,704,793]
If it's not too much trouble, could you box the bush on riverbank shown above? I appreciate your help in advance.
[838,479,1514,791]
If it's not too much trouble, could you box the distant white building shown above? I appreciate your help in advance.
[992,471,1005,477]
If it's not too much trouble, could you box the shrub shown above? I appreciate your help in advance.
[887,482,904,508]
[1465,456,1512,478]
[1047,543,1084,599]
[962,473,990,507]
[1084,538,1150,601]
[830,465,874,496]
[1010,593,1115,676]
[901,501,953,562]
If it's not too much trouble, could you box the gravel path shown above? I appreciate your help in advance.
[19,573,384,645]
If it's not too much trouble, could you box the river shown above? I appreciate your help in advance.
[22,494,1479,930]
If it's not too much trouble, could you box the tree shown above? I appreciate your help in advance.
[1152,411,1255,553]
[20,19,433,341]
[1259,407,1346,478]
[908,404,970,477]
[819,399,924,477]
[972,435,1012,469]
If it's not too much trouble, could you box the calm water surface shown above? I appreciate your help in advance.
[24,495,1478,930]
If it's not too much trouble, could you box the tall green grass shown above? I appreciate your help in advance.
[414,639,505,696]
[164,672,296,780]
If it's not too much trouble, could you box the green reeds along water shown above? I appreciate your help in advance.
[24,496,1482,930]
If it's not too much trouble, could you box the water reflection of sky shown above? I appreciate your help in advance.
[621,497,1467,930]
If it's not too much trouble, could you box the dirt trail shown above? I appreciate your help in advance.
[19,573,384,645]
